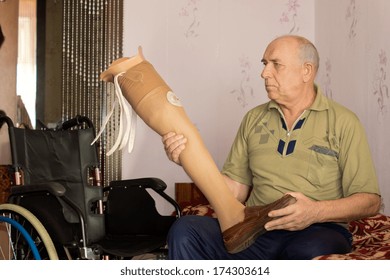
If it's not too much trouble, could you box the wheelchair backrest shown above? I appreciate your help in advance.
[1,115,105,244]
[13,127,99,186]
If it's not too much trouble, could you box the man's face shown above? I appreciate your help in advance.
[260,38,304,106]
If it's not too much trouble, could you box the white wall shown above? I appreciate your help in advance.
[121,0,315,214]
[316,0,390,214]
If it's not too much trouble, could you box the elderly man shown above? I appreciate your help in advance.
[162,35,381,260]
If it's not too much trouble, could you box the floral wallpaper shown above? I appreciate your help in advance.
[230,55,255,108]
[179,0,201,38]
[322,58,333,99]
[316,0,390,214]
[280,0,301,34]
[345,0,357,40]
[372,49,389,114]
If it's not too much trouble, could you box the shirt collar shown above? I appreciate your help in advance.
[267,84,329,112]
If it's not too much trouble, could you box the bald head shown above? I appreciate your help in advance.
[270,35,320,73]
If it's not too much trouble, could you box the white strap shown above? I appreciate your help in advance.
[91,98,118,146]
[126,108,137,154]
[91,72,137,156]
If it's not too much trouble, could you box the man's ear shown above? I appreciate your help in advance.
[302,62,315,82]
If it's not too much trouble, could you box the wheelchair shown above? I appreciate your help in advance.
[0,115,180,260]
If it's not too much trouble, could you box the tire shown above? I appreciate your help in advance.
[0,203,58,260]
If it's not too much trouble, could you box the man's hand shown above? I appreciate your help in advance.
[264,191,381,231]
[264,192,319,231]
[161,132,187,165]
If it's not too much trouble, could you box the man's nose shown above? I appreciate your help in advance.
[260,65,270,79]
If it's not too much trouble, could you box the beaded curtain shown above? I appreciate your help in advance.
[62,0,123,186]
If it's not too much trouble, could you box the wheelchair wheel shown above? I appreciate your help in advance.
[0,203,58,260]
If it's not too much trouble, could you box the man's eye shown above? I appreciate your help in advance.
[273,62,284,69]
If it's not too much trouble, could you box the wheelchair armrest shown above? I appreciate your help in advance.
[108,177,167,192]
[106,177,181,218]
[10,182,66,197]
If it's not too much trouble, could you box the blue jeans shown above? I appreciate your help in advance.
[167,215,352,260]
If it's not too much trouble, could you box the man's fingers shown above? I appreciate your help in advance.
[162,132,177,143]
[161,132,187,165]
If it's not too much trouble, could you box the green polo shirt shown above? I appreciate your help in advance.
[222,87,380,207]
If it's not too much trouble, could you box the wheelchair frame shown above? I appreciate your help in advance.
[0,115,181,260]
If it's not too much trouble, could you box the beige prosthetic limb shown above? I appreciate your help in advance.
[101,47,244,231]
[99,47,297,253]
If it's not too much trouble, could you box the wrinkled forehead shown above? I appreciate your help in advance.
[262,37,299,62]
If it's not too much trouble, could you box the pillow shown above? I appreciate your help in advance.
[175,182,216,217]
[181,203,216,217]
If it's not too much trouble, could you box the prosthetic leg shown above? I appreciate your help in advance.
[99,47,296,253]
[100,47,244,229]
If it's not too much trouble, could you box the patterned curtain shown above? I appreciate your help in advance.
[62,0,123,186]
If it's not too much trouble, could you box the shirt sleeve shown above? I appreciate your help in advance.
[336,110,381,197]
[221,112,253,187]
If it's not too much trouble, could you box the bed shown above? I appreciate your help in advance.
[175,182,390,260]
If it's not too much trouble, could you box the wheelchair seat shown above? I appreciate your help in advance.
[0,115,180,260]
[100,178,178,258]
